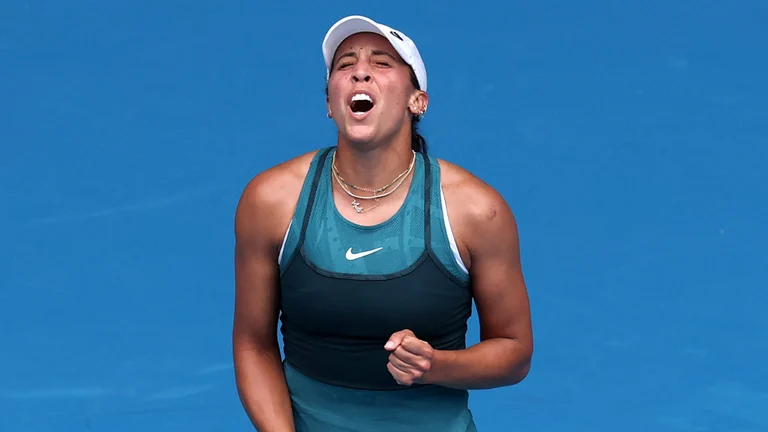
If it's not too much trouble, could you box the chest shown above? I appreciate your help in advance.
[279,253,472,343]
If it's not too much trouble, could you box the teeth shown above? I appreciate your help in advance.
[351,93,372,103]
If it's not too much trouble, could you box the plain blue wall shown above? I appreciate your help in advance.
[2,1,766,430]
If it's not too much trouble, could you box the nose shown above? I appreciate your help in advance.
[351,61,372,83]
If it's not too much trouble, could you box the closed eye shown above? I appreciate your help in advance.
[334,52,357,70]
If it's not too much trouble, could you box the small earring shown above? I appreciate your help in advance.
[327,111,332,118]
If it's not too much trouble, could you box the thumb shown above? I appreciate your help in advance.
[385,329,414,351]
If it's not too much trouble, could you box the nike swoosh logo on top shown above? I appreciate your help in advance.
[345,247,383,260]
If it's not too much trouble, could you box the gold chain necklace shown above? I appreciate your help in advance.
[331,150,416,213]
[332,156,413,194]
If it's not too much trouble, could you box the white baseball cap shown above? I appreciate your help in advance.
[322,15,427,92]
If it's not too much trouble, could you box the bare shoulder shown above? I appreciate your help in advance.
[436,159,532,368]
[436,158,520,262]
[235,149,319,249]
[437,158,517,232]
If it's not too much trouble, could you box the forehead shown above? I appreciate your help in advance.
[333,32,402,62]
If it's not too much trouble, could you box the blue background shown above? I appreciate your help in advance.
[2,1,767,430]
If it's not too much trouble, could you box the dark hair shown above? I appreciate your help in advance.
[406,68,428,154]
[325,66,427,154]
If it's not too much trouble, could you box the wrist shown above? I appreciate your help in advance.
[423,348,455,386]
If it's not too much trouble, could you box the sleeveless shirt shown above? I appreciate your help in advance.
[278,146,472,391]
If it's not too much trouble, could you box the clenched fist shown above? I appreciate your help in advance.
[384,329,435,386]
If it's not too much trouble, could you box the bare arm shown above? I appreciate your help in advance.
[232,175,295,432]
[424,175,534,390]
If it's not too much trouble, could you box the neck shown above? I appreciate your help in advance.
[334,137,415,190]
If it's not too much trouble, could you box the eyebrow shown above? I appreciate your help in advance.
[371,50,398,61]
[334,51,357,66]
[333,49,401,67]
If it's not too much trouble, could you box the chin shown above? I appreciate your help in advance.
[342,124,379,146]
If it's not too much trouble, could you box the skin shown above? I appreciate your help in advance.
[233,31,533,431]
[327,32,428,207]
[385,157,533,389]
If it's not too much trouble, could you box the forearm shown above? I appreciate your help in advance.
[234,345,295,432]
[426,338,532,390]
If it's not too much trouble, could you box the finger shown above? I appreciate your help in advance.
[392,345,424,367]
[399,335,432,357]
[388,352,419,373]
[384,333,405,350]
[387,362,412,386]
[384,329,415,350]
[393,348,432,375]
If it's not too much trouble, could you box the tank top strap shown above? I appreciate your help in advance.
[421,151,433,251]
[279,146,333,274]
[296,146,334,247]
[284,147,438,276]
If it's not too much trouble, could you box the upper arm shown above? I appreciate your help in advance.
[456,179,533,355]
[232,176,286,352]
[232,152,315,352]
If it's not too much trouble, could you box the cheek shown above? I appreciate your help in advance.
[327,79,344,106]
[385,88,410,113]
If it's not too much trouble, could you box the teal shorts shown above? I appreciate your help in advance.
[284,361,478,432]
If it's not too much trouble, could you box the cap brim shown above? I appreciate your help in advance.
[322,15,406,70]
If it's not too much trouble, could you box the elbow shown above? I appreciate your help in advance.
[504,341,533,386]
[231,328,281,369]
[507,357,532,385]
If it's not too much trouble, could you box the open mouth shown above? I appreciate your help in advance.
[350,93,375,115]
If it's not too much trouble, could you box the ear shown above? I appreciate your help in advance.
[408,91,429,116]
[326,95,332,118]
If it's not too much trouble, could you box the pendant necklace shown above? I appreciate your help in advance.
[331,150,416,213]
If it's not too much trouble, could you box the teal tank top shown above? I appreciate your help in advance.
[278,146,472,390]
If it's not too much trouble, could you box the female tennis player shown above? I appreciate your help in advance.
[232,15,533,431]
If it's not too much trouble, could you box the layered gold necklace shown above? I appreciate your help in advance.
[331,150,416,213]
